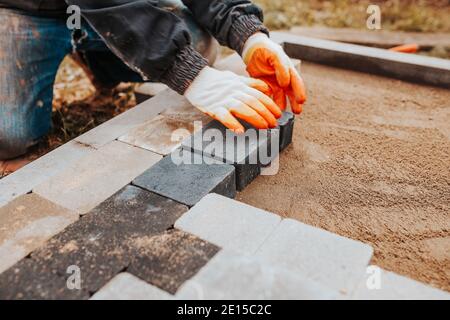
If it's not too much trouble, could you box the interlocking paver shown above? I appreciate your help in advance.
[0,141,93,207]
[133,150,236,207]
[255,218,373,295]
[75,89,184,148]
[182,121,278,190]
[91,273,174,300]
[33,141,161,214]
[352,267,450,300]
[177,250,338,300]
[127,229,220,294]
[0,186,188,299]
[175,194,281,254]
[0,194,77,274]
[277,112,295,151]
[118,103,210,155]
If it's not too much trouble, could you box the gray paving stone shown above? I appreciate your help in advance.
[352,267,450,300]
[272,31,450,88]
[91,273,174,300]
[0,186,188,299]
[0,141,93,207]
[255,218,374,295]
[33,140,162,214]
[127,229,220,294]
[133,149,236,207]
[176,250,338,300]
[182,120,279,191]
[75,89,186,148]
[118,102,211,155]
[175,194,281,255]
[0,194,77,274]
[277,112,295,151]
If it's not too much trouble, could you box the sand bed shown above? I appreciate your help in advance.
[237,62,450,291]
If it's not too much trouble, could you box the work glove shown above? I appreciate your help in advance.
[242,33,307,114]
[184,66,282,134]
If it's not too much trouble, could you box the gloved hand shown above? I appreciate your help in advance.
[184,66,282,133]
[242,33,307,114]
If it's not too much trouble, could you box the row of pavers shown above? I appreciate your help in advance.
[0,55,448,299]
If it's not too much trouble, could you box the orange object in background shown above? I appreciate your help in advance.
[389,43,420,53]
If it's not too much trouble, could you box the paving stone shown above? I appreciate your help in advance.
[118,102,211,155]
[75,89,186,148]
[272,31,450,88]
[0,186,188,299]
[33,141,162,214]
[352,267,450,300]
[91,273,174,300]
[0,194,77,274]
[134,83,169,104]
[175,194,281,255]
[182,120,279,191]
[0,141,93,207]
[127,229,220,294]
[290,26,450,49]
[277,112,295,151]
[176,250,338,300]
[255,218,374,295]
[133,149,236,207]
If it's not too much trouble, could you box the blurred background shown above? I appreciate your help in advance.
[30,0,450,161]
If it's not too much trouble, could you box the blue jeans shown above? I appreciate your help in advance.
[0,2,217,160]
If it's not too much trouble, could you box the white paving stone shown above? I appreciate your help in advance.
[0,141,93,207]
[135,83,168,96]
[0,193,77,273]
[33,141,162,214]
[91,273,174,300]
[176,250,338,300]
[255,219,374,295]
[352,266,450,300]
[175,194,281,255]
[118,102,210,155]
[75,89,185,148]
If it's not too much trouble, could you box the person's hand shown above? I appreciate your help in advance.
[184,66,282,133]
[242,33,307,114]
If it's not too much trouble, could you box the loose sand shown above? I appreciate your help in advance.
[237,62,450,291]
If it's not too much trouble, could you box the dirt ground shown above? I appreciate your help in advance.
[237,62,450,292]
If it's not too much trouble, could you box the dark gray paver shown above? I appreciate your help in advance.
[0,186,188,299]
[276,112,295,152]
[133,149,236,207]
[182,121,279,191]
[127,229,220,294]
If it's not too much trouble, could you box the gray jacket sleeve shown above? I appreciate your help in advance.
[64,0,267,95]
[182,0,269,54]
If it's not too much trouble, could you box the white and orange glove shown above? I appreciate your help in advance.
[184,66,282,133]
[242,33,307,114]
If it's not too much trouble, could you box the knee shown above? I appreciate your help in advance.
[0,133,35,160]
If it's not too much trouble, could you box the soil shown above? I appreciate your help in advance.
[237,62,450,292]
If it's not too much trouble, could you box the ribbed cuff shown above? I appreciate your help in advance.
[160,46,208,95]
[229,15,269,55]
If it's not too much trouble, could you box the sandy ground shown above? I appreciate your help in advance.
[237,62,450,292]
